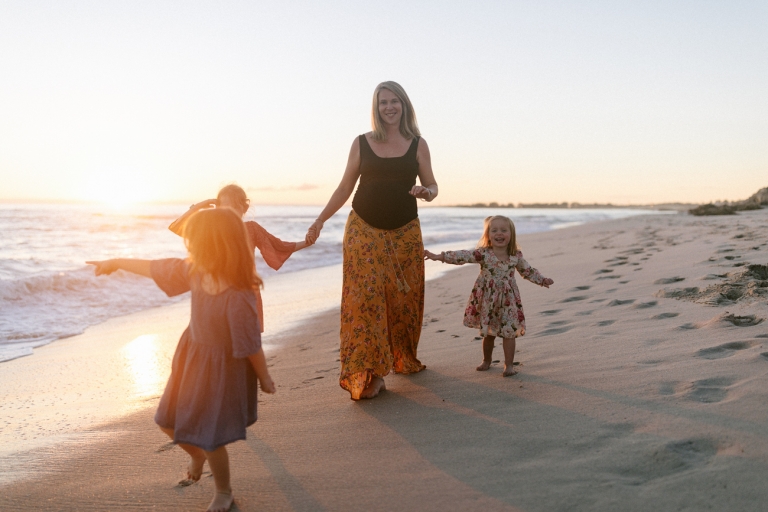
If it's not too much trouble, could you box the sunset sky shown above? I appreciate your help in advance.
[1,1,766,206]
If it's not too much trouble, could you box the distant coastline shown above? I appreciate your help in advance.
[452,202,696,212]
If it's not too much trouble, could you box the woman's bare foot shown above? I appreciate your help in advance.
[359,377,386,399]
[503,365,518,377]
[207,490,234,512]
[476,360,492,371]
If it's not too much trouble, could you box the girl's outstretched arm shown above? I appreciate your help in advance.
[168,199,217,236]
[514,253,553,288]
[292,239,313,252]
[424,249,444,261]
[247,349,276,394]
[87,259,152,278]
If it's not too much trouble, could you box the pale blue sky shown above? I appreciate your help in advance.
[1,1,766,205]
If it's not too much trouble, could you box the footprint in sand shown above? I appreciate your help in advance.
[541,309,562,316]
[559,296,588,303]
[607,299,635,306]
[697,341,755,360]
[756,334,768,339]
[595,269,614,274]
[609,437,717,484]
[701,273,728,280]
[534,326,573,337]
[632,300,657,309]
[596,275,621,280]
[156,442,175,453]
[654,277,685,285]
[570,285,591,291]
[436,329,446,333]
[761,353,768,361]
[655,287,700,299]
[686,377,735,403]
[575,310,595,316]
[597,320,616,326]
[653,312,679,319]
[721,314,764,327]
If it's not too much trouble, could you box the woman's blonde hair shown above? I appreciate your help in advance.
[217,184,250,217]
[477,216,518,256]
[371,81,421,142]
[183,208,262,290]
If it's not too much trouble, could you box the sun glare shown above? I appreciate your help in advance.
[120,334,169,399]
[81,171,155,208]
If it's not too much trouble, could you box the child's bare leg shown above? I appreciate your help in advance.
[502,337,518,376]
[476,335,495,371]
[205,445,234,512]
[159,426,206,481]
[359,376,386,399]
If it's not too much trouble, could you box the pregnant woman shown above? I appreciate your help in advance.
[306,81,438,400]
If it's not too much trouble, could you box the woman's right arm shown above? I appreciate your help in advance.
[305,137,362,244]
[168,199,218,236]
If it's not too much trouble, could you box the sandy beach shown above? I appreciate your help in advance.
[2,208,768,511]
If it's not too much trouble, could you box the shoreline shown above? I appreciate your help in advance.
[3,210,768,510]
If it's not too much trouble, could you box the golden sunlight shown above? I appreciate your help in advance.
[80,171,155,208]
[120,334,169,399]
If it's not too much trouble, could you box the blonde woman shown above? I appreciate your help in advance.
[306,81,438,400]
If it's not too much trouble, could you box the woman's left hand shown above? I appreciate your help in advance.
[409,185,431,200]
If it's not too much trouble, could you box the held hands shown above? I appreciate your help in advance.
[259,376,276,394]
[409,185,432,201]
[305,219,324,245]
[86,259,119,276]
[423,250,443,262]
[542,278,554,288]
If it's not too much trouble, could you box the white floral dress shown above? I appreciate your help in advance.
[443,248,548,338]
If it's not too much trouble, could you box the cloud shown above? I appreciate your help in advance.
[248,183,321,192]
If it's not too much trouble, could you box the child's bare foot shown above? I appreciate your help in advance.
[476,360,492,371]
[186,453,206,481]
[207,490,234,512]
[359,377,386,399]
[503,365,518,377]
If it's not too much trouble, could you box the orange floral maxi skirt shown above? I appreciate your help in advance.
[339,211,426,399]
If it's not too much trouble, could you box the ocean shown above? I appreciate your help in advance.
[0,203,663,362]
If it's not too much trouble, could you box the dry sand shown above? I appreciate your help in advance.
[2,209,768,511]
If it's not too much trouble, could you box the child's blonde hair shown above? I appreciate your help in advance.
[477,215,518,256]
[217,184,250,216]
[184,208,262,290]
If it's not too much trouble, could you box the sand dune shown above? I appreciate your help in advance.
[2,209,767,511]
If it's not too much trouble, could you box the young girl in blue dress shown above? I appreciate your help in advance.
[88,208,274,512]
[424,215,554,377]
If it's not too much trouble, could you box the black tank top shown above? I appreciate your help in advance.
[351,134,420,230]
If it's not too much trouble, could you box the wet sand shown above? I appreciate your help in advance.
[2,209,768,511]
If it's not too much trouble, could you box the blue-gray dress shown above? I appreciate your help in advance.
[150,259,262,452]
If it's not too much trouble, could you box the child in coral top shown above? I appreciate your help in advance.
[425,215,554,376]
[170,184,311,332]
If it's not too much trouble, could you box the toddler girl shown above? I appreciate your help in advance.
[424,215,554,377]
[88,208,274,512]
[170,184,311,332]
